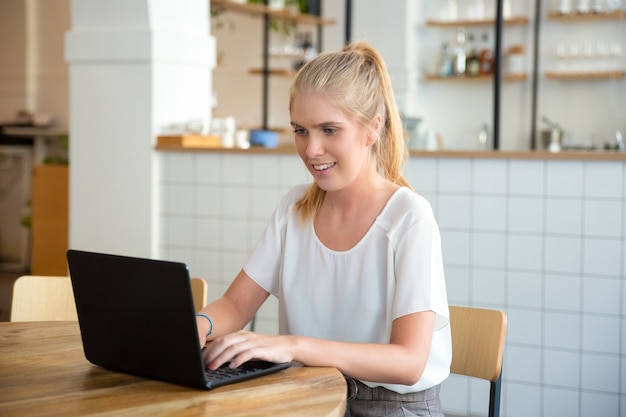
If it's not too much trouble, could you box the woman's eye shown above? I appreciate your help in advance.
[322,128,337,135]
[293,128,306,135]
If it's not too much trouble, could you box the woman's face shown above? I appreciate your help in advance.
[291,92,375,193]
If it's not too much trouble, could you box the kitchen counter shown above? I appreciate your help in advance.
[155,143,626,161]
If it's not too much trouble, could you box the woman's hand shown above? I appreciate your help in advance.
[202,330,294,370]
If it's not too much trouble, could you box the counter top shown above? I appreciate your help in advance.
[155,144,626,161]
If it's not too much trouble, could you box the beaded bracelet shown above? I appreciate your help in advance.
[195,313,213,337]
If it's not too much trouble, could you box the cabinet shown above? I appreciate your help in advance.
[211,0,335,131]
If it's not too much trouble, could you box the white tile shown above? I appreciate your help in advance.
[583,276,622,315]
[473,159,507,194]
[506,308,543,346]
[163,247,193,265]
[546,160,584,197]
[164,184,193,215]
[505,383,541,417]
[542,387,580,417]
[472,196,506,231]
[545,198,583,236]
[581,353,620,393]
[544,311,581,350]
[581,391,619,417]
[192,249,221,284]
[278,155,310,188]
[472,233,506,269]
[438,159,472,193]
[545,236,582,274]
[506,345,542,383]
[222,252,249,285]
[165,216,193,247]
[441,374,469,415]
[545,273,581,312]
[220,186,249,218]
[250,154,280,187]
[544,349,580,388]
[222,153,250,185]
[583,238,621,277]
[509,160,545,196]
[193,184,221,217]
[584,161,624,199]
[471,268,505,306]
[584,200,622,238]
[193,218,221,249]
[195,153,221,184]
[249,187,280,221]
[508,196,544,234]
[507,234,543,271]
[508,271,542,308]
[438,195,471,229]
[582,315,620,354]
[441,230,471,266]
[468,378,490,416]
[405,158,437,193]
[221,218,250,251]
[162,152,194,183]
[442,266,470,304]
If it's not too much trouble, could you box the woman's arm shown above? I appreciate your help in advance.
[204,309,436,386]
[195,270,269,347]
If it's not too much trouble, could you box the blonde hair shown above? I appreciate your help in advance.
[290,41,413,222]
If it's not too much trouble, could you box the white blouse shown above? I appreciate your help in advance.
[244,184,451,394]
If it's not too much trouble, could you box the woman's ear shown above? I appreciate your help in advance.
[366,114,383,146]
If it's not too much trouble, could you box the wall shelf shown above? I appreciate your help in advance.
[426,16,529,27]
[547,9,626,21]
[424,73,528,82]
[211,0,336,26]
[545,70,626,80]
[249,68,296,77]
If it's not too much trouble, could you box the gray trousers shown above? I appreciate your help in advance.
[344,377,444,417]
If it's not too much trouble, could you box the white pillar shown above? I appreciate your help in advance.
[65,0,215,258]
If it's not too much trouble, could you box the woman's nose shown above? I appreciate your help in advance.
[305,135,324,158]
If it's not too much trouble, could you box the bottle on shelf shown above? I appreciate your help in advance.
[453,28,467,76]
[466,33,481,76]
[478,32,494,75]
[293,31,315,71]
[437,42,454,77]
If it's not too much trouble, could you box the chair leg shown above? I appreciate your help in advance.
[489,371,502,417]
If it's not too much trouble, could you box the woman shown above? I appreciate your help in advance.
[196,41,451,417]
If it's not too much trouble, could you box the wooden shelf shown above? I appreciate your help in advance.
[249,68,297,77]
[545,70,625,79]
[211,0,336,25]
[424,73,528,82]
[426,16,529,27]
[547,9,626,21]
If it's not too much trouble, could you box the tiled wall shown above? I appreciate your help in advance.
[160,151,625,417]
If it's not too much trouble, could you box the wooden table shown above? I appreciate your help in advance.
[0,322,346,417]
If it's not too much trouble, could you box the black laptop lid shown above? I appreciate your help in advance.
[66,250,208,389]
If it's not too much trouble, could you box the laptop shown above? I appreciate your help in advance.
[66,249,291,390]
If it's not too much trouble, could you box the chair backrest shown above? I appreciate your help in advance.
[449,305,507,417]
[190,277,208,312]
[11,275,209,321]
[10,275,78,322]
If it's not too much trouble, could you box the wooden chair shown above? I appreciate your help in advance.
[190,277,208,312]
[11,275,209,321]
[10,275,78,322]
[449,305,507,417]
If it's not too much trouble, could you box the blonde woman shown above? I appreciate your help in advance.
[196,42,451,417]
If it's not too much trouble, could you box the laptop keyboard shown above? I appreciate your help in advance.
[203,360,292,389]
